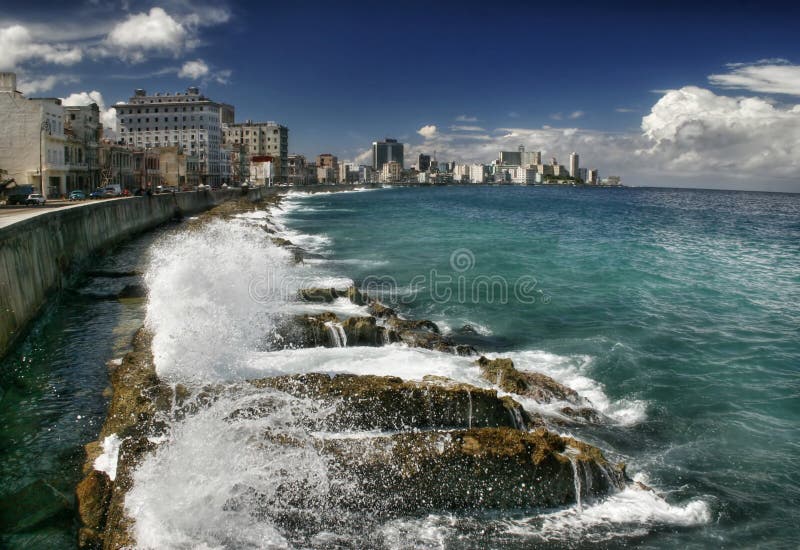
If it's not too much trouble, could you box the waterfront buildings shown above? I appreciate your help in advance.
[380,160,402,183]
[0,72,108,198]
[287,154,314,186]
[372,138,404,171]
[223,120,289,183]
[116,87,224,186]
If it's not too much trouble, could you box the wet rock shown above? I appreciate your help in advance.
[459,324,479,335]
[560,406,604,423]
[368,301,396,318]
[273,313,342,349]
[342,286,369,306]
[298,288,339,303]
[271,237,294,247]
[319,427,625,515]
[386,317,440,334]
[76,328,170,549]
[297,285,367,304]
[249,373,538,431]
[476,356,580,403]
[76,470,112,537]
[0,479,72,533]
[340,316,393,346]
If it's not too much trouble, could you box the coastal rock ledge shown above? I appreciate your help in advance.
[77,330,627,548]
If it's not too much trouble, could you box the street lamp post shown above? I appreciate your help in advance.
[39,120,51,198]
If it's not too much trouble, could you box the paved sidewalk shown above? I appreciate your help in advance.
[0,199,129,230]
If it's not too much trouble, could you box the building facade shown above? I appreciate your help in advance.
[223,120,289,183]
[64,103,102,192]
[287,154,312,185]
[372,138,404,171]
[116,87,224,185]
[0,73,71,197]
[98,140,135,190]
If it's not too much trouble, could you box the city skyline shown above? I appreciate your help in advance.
[1,0,799,191]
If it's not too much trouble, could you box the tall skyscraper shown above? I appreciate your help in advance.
[372,138,404,170]
[417,153,431,172]
[570,152,580,179]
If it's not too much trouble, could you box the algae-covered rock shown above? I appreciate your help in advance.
[476,356,579,403]
[297,285,368,304]
[248,373,538,431]
[76,328,170,549]
[76,470,112,538]
[340,316,393,346]
[368,301,396,319]
[272,313,343,349]
[319,427,625,515]
[298,287,339,303]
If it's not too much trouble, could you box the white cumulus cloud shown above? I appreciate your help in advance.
[104,7,188,62]
[0,24,82,71]
[417,125,438,139]
[637,85,800,178]
[568,110,585,119]
[455,115,478,122]
[709,59,800,96]
[178,59,210,79]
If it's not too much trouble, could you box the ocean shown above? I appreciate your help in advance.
[1,185,798,548]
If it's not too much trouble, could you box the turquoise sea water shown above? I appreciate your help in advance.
[1,185,798,548]
[280,185,800,548]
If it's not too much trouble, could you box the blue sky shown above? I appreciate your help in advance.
[2,0,800,191]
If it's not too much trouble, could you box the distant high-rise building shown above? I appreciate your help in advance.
[417,153,431,172]
[588,168,599,185]
[522,150,541,166]
[569,152,580,179]
[372,138,404,170]
[499,150,522,166]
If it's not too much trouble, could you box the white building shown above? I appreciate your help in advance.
[569,152,579,179]
[468,164,487,183]
[452,164,470,183]
[116,87,224,185]
[0,73,71,198]
[509,166,537,185]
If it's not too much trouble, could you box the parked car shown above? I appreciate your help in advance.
[26,193,46,206]
[69,190,86,201]
[104,185,122,196]
[89,188,108,199]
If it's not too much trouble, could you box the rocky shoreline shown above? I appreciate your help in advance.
[76,193,635,549]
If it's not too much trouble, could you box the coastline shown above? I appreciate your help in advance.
[75,187,683,548]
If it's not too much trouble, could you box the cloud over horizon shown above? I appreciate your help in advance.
[406,84,800,189]
[709,59,800,96]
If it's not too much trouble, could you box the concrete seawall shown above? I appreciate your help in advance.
[0,187,265,359]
